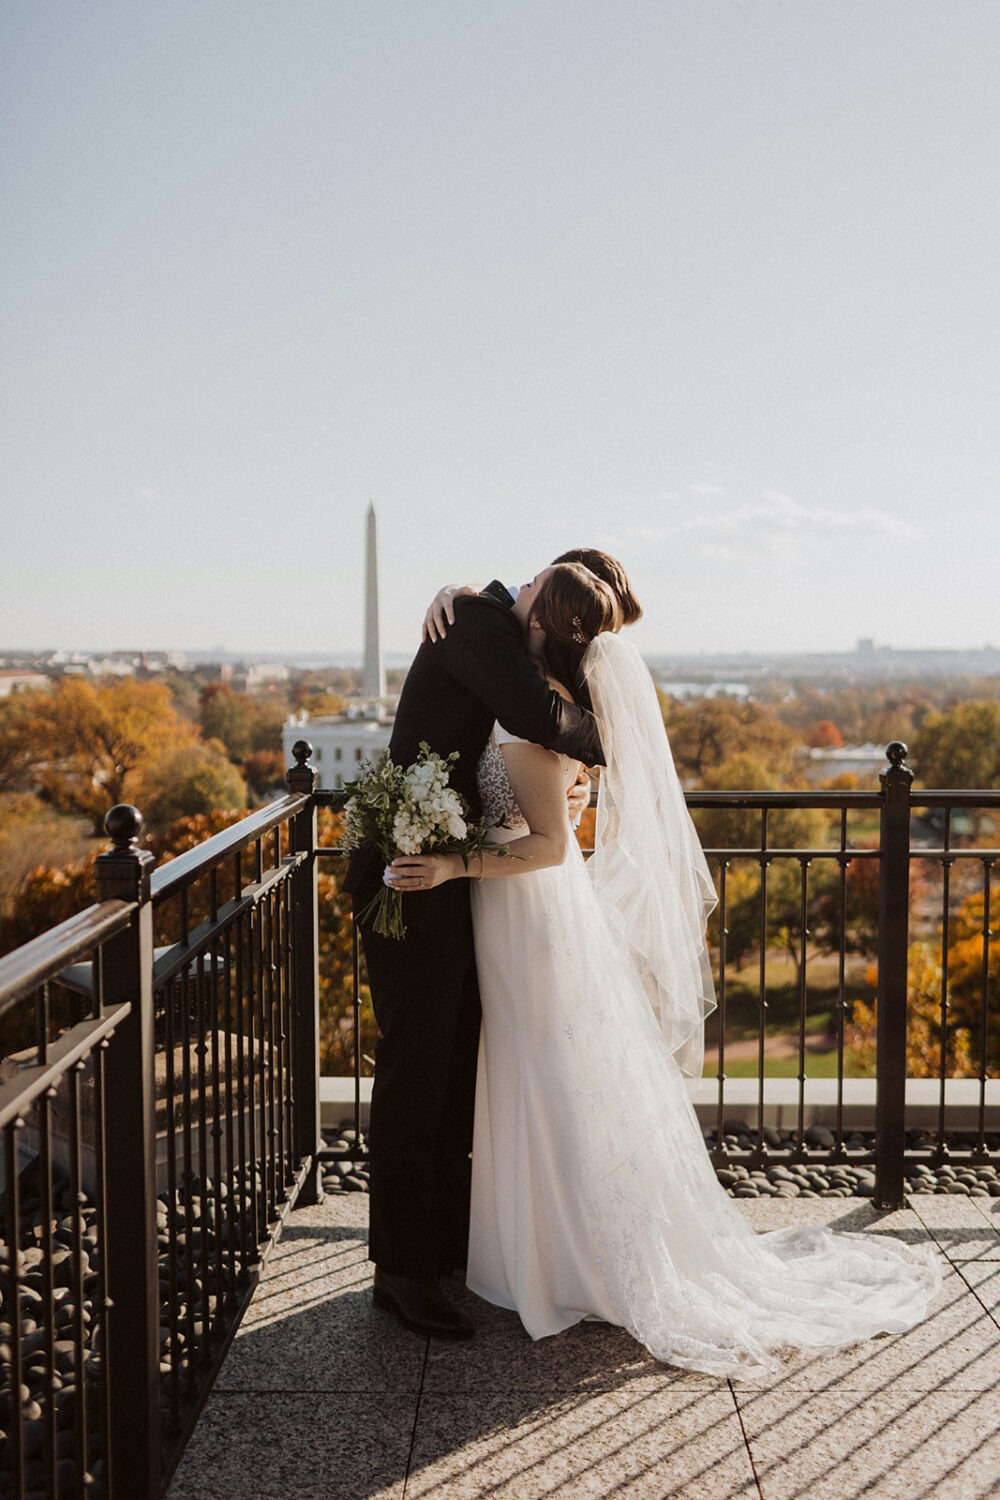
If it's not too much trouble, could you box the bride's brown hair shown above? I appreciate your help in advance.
[532,563,622,705]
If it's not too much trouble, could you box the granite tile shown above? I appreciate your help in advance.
[406,1383,756,1499]
[424,1277,706,1393]
[166,1391,413,1500]
[218,1222,427,1392]
[909,1193,1000,1262]
[738,1385,1000,1500]
[955,1260,1000,1319]
[735,1199,923,1235]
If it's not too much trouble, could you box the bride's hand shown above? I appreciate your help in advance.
[422,585,479,643]
[566,767,593,825]
[384,853,462,891]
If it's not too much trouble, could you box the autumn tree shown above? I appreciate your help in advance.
[296,690,347,718]
[198,684,254,762]
[690,753,827,854]
[808,720,844,749]
[664,697,798,785]
[911,700,1000,789]
[134,743,248,832]
[27,679,198,834]
[314,808,376,1074]
[242,749,287,799]
[850,945,979,1080]
[0,693,37,793]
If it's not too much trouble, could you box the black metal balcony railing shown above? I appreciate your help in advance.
[0,742,997,1499]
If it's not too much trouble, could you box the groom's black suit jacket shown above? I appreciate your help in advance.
[348,581,604,1278]
[346,582,605,910]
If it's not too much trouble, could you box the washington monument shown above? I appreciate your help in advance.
[361,502,386,700]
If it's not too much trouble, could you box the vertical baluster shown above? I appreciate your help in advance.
[975,859,993,1159]
[281,879,295,1188]
[3,1120,26,1500]
[796,857,810,1153]
[245,903,262,1256]
[208,933,226,1334]
[194,950,211,1360]
[36,1080,57,1499]
[875,744,913,1210]
[163,975,181,1433]
[179,967,197,1398]
[221,925,238,1305]
[67,1062,90,1489]
[262,891,277,1218]
[97,805,161,1498]
[233,909,251,1279]
[756,809,769,1159]
[937,810,953,1162]
[288,745,324,1203]
[91,1036,113,1500]
[353,916,363,1151]
[272,883,288,1193]
[36,979,50,1062]
[714,860,729,1164]
[258,888,271,1220]
[835,814,849,1154]
[271,885,285,1198]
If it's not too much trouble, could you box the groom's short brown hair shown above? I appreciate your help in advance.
[552,549,642,625]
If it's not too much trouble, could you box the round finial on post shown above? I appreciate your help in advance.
[287,739,318,794]
[104,803,144,851]
[885,742,908,770]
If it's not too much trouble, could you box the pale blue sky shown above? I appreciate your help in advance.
[2,2,998,657]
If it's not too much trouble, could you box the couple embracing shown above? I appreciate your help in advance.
[347,550,940,1378]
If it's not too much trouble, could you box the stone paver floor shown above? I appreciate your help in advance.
[166,1192,1000,1500]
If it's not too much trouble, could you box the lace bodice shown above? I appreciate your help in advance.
[476,730,528,832]
[476,725,579,834]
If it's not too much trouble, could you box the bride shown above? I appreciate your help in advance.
[385,562,942,1377]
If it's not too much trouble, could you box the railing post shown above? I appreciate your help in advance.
[287,741,325,1206]
[874,743,913,1210]
[95,805,161,1499]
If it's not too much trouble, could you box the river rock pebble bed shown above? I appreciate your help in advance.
[701,1122,1000,1198]
[0,1162,267,1499]
[320,1123,370,1194]
[320,1119,1000,1199]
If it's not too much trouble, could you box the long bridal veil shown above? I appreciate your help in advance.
[582,631,717,1078]
[567,630,943,1376]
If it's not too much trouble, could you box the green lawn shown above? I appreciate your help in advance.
[704,1050,873,1080]
[701,948,876,1078]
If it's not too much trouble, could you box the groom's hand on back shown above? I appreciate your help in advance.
[422,584,480,643]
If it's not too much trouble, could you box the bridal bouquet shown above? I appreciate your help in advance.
[343,742,489,939]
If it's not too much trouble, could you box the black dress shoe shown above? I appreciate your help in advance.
[372,1267,475,1341]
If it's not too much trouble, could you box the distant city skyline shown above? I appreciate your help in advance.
[2,4,998,657]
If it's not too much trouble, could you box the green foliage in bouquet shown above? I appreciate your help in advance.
[342,742,491,939]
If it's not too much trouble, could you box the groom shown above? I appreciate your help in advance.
[346,550,639,1340]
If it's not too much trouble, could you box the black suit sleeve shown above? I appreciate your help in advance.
[439,597,605,766]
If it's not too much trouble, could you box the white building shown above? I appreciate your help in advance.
[0,670,49,697]
[284,704,393,790]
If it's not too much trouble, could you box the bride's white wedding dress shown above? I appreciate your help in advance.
[466,634,941,1379]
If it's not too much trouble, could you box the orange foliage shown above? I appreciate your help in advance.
[808,720,845,749]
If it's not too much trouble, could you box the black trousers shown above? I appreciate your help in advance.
[358,877,482,1279]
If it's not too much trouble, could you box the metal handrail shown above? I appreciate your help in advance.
[150,792,309,899]
[0,900,134,1015]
